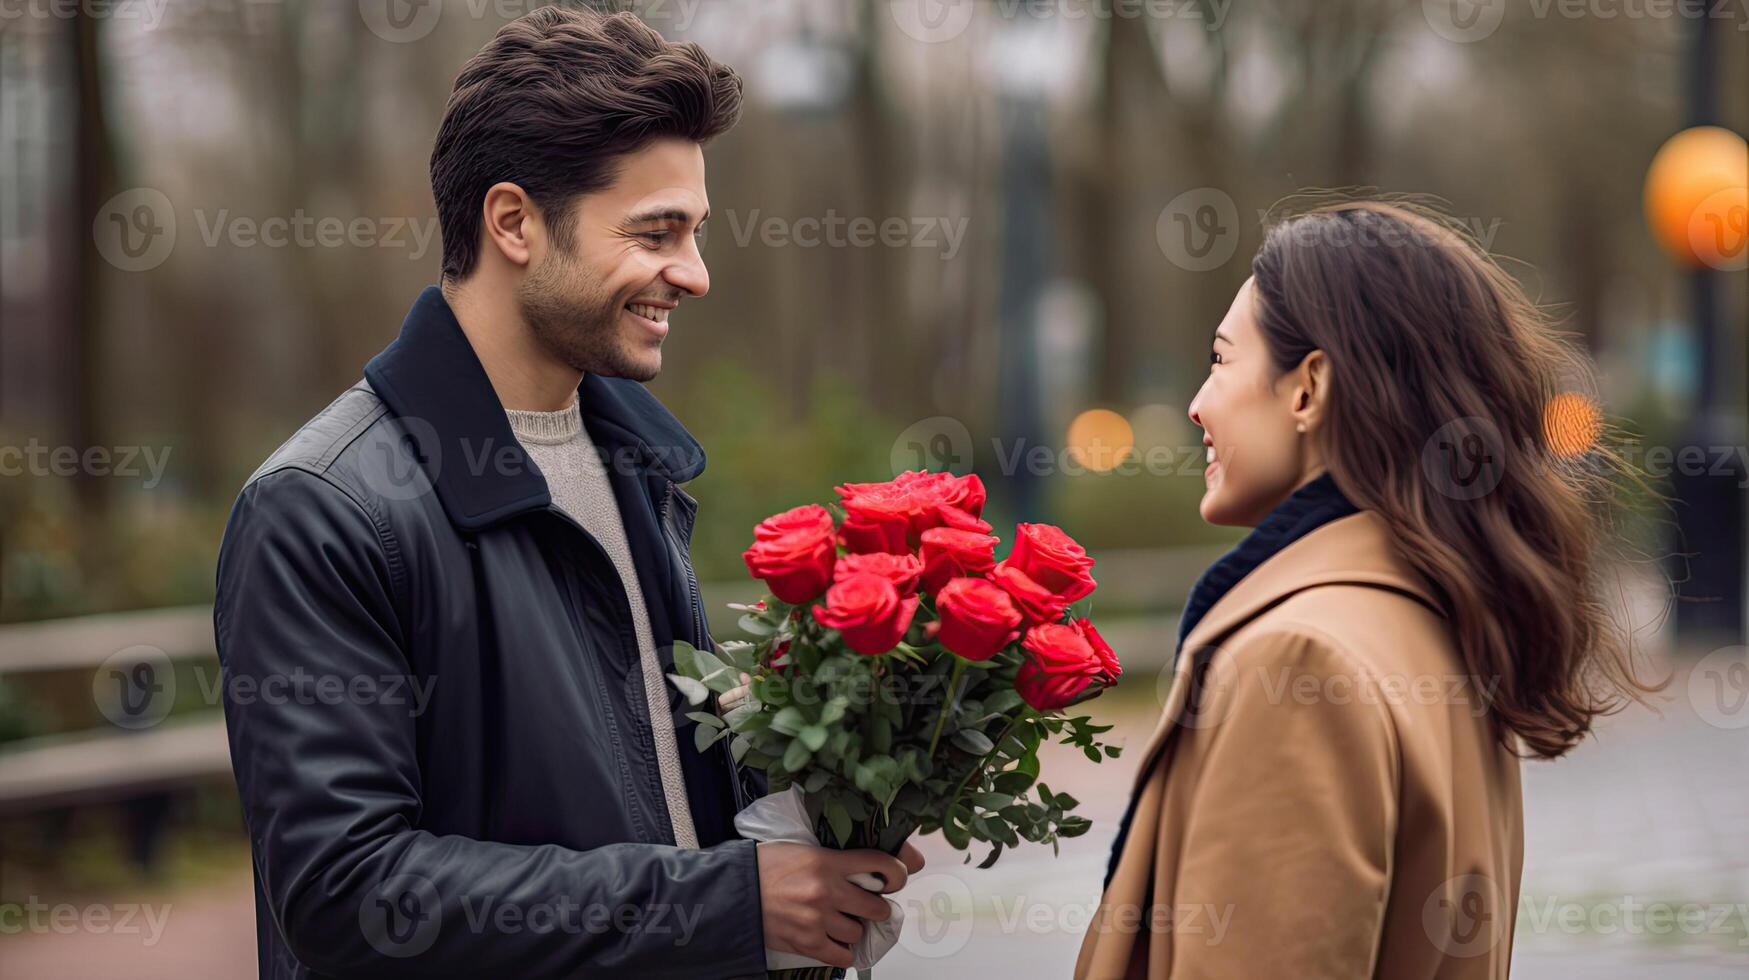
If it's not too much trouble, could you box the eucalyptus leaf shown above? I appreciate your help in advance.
[668,674,709,706]
[951,729,995,755]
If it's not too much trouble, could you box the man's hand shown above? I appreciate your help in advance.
[756,840,927,969]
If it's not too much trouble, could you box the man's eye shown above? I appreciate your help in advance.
[1210,351,1223,365]
[639,231,672,245]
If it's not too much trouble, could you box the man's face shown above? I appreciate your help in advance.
[517,137,711,382]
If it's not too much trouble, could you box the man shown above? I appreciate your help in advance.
[215,9,918,978]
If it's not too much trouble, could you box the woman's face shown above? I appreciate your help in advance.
[1187,277,1322,527]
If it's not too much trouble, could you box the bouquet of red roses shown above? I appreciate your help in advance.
[670,470,1121,910]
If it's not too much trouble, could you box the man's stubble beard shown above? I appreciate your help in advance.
[516,245,659,383]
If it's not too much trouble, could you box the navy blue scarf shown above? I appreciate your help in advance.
[1102,473,1358,889]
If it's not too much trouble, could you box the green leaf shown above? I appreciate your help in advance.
[685,711,725,729]
[970,792,1012,810]
[730,735,750,763]
[1059,816,1092,837]
[668,640,696,679]
[951,729,995,755]
[820,698,847,725]
[982,688,1025,715]
[738,614,776,637]
[1052,791,1080,810]
[992,769,1035,795]
[782,738,812,772]
[694,721,726,753]
[941,812,970,850]
[668,674,709,706]
[825,800,852,848]
[770,707,806,737]
[799,725,828,751]
[977,843,1004,869]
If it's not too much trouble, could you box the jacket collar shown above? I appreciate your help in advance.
[1179,508,1444,657]
[1176,473,1359,648]
[363,285,707,531]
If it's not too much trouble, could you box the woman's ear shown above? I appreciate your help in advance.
[1291,350,1330,432]
[481,181,538,269]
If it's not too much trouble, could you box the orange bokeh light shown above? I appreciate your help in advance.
[1543,392,1602,458]
[1644,126,1749,270]
[1066,409,1135,472]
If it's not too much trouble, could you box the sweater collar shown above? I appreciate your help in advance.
[363,286,706,531]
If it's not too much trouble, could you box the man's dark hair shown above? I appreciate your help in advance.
[430,7,742,282]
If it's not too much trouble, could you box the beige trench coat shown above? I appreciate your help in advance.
[1076,511,1523,979]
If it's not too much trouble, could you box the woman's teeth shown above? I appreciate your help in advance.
[1206,447,1216,464]
[627,303,669,323]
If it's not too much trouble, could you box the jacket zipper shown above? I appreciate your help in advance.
[540,506,674,842]
[659,480,754,812]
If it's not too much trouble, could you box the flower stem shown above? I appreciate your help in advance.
[925,658,968,760]
[944,712,1027,814]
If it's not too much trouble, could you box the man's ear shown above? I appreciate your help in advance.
[1290,350,1330,432]
[480,182,538,268]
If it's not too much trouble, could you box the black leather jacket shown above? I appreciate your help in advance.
[214,287,766,979]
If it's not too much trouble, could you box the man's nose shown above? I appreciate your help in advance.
[666,237,710,297]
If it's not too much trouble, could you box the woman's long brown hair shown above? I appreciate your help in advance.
[1250,198,1658,759]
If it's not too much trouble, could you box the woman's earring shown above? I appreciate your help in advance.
[1296,422,1306,433]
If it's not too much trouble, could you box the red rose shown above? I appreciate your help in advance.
[919,527,999,594]
[837,552,924,595]
[837,471,990,547]
[743,519,836,605]
[989,561,1070,627]
[935,577,1022,661]
[1016,623,1111,710]
[754,504,835,542]
[811,573,920,655]
[1008,524,1097,602]
[935,503,993,536]
[1070,617,1121,684]
[838,487,913,555]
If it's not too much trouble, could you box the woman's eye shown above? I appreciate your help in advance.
[1210,351,1223,365]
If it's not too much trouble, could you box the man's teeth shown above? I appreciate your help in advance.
[627,303,670,323]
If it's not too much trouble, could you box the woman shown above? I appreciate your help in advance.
[1076,201,1650,979]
